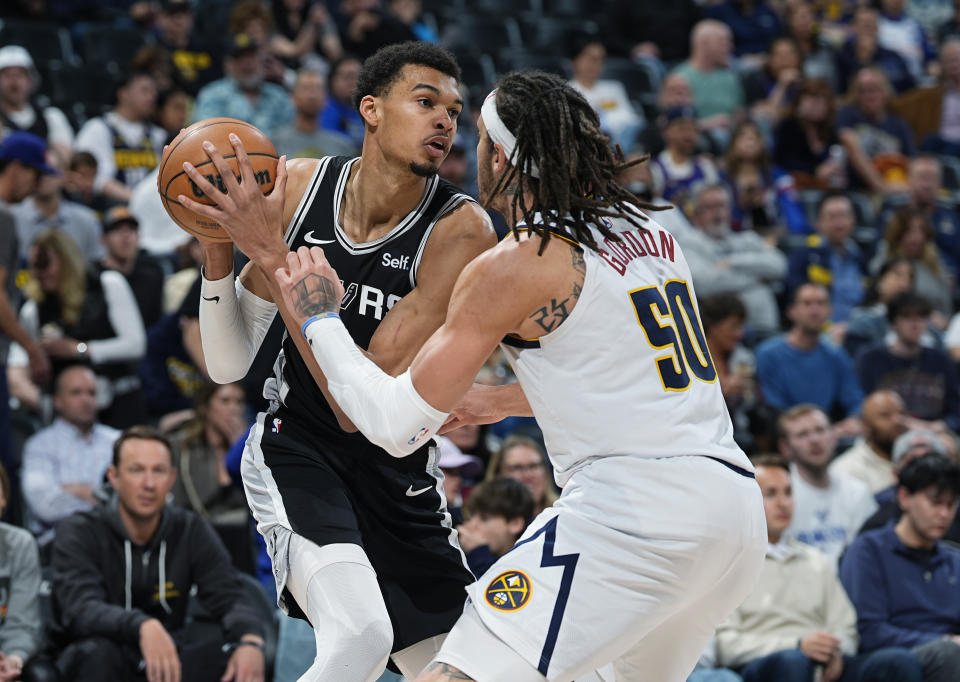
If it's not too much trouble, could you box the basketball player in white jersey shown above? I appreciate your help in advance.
[264,71,768,681]
[175,44,495,681]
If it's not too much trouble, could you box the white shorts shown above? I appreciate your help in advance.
[438,455,767,682]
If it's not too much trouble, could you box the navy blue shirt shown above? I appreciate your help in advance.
[704,0,782,56]
[835,40,916,95]
[856,344,960,432]
[840,523,960,651]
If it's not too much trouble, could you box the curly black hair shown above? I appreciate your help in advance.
[352,41,461,110]
[484,70,658,255]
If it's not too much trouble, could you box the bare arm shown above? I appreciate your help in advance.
[839,129,886,193]
[439,382,534,434]
[0,267,50,385]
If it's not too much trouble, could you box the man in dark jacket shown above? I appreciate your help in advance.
[51,426,265,682]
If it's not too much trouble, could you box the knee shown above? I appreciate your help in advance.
[21,657,61,682]
[861,647,923,682]
[358,612,393,662]
[918,639,960,668]
[56,636,127,677]
[742,649,814,682]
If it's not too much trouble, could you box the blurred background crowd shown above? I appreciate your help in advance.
[2,0,960,680]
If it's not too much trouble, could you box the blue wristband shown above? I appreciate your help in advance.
[301,312,340,338]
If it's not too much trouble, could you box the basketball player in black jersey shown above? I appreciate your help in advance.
[177,43,495,681]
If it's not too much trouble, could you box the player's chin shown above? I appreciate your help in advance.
[409,160,440,178]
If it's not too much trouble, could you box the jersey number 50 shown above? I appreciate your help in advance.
[630,279,717,392]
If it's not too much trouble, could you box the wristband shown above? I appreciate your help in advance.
[223,640,265,654]
[301,312,340,338]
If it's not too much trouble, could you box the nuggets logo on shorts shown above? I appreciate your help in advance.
[484,570,532,612]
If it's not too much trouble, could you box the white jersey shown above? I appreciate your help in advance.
[500,211,751,486]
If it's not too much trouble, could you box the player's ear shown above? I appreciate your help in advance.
[358,95,380,128]
[492,142,508,173]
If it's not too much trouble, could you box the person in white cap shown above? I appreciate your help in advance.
[436,435,482,525]
[0,45,74,161]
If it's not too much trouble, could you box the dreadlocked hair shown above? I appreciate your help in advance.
[486,70,663,254]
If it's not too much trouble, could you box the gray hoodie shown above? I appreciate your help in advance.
[0,522,41,661]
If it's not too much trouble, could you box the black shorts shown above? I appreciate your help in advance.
[244,410,475,652]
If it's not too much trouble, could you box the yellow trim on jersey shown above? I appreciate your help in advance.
[510,226,582,248]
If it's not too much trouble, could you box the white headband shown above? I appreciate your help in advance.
[481,89,539,179]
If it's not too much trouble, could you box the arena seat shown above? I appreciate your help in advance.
[80,25,147,70]
[0,20,76,65]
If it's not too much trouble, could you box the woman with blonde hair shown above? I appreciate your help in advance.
[874,207,953,321]
[7,229,147,427]
[486,435,558,516]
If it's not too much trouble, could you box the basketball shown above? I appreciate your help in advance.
[157,118,279,242]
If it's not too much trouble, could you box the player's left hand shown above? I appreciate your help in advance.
[178,135,288,264]
[274,246,346,326]
[821,651,844,682]
[221,642,264,682]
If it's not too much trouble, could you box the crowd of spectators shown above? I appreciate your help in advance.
[2,0,960,680]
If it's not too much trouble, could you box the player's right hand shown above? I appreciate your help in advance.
[800,631,840,664]
[139,618,182,682]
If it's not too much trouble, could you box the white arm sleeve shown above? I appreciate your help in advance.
[304,317,448,458]
[199,271,278,384]
[87,271,146,363]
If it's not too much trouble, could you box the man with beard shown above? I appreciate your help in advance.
[179,42,495,680]
[192,34,293,136]
[831,390,908,494]
[778,404,878,565]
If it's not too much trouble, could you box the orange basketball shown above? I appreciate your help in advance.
[157,118,279,242]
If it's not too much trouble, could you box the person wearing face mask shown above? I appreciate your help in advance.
[192,34,294,136]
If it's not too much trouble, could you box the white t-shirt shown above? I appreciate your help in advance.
[74,112,165,192]
[787,466,878,566]
[568,79,643,138]
[130,168,192,256]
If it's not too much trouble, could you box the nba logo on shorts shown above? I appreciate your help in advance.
[407,427,429,446]
[485,570,532,612]
[272,418,282,433]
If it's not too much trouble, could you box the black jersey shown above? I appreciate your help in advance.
[264,155,474,438]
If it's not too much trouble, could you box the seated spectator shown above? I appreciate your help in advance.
[716,456,921,682]
[151,0,223,96]
[155,87,190,145]
[778,406,878,564]
[0,45,74,161]
[485,435,557,518]
[336,0,417,60]
[437,435,482,526]
[568,35,644,154]
[725,120,808,235]
[457,477,533,578]
[877,0,934,85]
[837,66,915,193]
[859,429,960,544]
[873,208,953,319]
[701,294,762,452]
[62,151,113,216]
[7,230,148,429]
[388,0,437,44]
[0,462,53,682]
[856,292,960,433]
[11,151,104,263]
[756,283,864,428]
[786,192,868,323]
[783,1,839,87]
[836,7,915,95]
[673,20,745,142]
[890,38,960,156]
[618,153,696,239]
[604,0,701,64]
[96,206,166,329]
[132,45,179,96]
[636,72,722,159]
[843,258,926,359]
[676,183,786,335]
[743,37,802,128]
[228,1,291,87]
[704,0,782,59]
[51,427,266,682]
[831,390,908,494]
[649,106,721,214]
[193,34,294,136]
[271,0,343,67]
[272,68,357,160]
[773,79,847,190]
[840,453,960,682]
[881,155,960,279]
[21,365,118,546]
[74,72,165,204]
[319,56,365,150]
[168,382,249,526]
